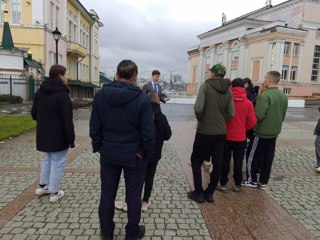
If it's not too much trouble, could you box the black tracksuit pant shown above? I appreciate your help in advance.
[191,132,226,194]
[142,160,159,203]
[220,140,246,186]
[99,159,147,240]
[246,136,277,184]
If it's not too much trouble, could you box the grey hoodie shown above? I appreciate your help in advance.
[194,77,234,135]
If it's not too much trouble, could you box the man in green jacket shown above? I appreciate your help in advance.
[243,71,288,190]
[188,64,234,203]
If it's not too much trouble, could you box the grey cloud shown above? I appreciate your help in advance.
[83,0,218,81]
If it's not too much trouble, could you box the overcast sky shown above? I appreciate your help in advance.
[80,0,286,81]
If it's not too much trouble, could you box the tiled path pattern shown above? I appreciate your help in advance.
[0,108,319,239]
[0,119,210,240]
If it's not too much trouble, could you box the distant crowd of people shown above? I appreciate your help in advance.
[31,61,320,240]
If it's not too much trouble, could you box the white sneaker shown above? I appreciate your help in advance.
[141,201,150,211]
[49,190,65,202]
[35,185,50,196]
[115,201,127,211]
[316,167,320,173]
[203,160,211,166]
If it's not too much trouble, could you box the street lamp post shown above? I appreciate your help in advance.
[52,27,61,64]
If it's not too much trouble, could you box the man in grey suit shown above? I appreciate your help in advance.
[142,70,170,103]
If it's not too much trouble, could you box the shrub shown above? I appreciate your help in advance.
[0,94,24,104]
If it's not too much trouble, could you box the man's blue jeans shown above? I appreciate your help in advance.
[39,149,68,193]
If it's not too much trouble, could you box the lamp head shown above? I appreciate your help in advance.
[52,27,61,41]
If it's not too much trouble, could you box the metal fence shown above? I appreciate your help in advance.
[0,74,39,100]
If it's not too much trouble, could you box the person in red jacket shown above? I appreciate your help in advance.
[217,78,257,192]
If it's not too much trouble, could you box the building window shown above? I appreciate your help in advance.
[68,20,73,41]
[293,43,300,57]
[284,42,291,56]
[0,2,5,23]
[67,9,78,42]
[283,88,291,95]
[11,0,21,24]
[316,29,320,40]
[56,6,59,29]
[231,51,239,61]
[290,66,297,80]
[281,65,289,80]
[217,54,223,64]
[311,45,320,81]
[74,24,77,42]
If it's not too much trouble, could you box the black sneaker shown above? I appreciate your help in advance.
[101,233,113,240]
[187,191,205,203]
[204,193,214,203]
[137,225,145,239]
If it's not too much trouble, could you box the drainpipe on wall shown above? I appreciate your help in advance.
[89,22,94,84]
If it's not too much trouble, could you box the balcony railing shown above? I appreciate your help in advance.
[67,41,87,58]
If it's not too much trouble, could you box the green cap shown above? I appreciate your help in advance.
[210,64,226,77]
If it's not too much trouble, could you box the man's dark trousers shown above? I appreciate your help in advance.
[99,158,148,240]
[220,141,246,186]
[247,137,276,184]
[191,132,225,194]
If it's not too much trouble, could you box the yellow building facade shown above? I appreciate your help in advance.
[0,0,45,65]
[0,0,103,99]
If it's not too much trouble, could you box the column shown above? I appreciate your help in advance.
[197,48,205,87]
[274,40,285,73]
[297,43,304,83]
[211,46,216,66]
[238,40,246,77]
[223,41,230,68]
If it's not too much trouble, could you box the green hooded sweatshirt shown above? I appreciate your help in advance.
[254,87,288,139]
[194,77,234,135]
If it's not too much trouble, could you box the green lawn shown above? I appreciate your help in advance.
[0,115,36,141]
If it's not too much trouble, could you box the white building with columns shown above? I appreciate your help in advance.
[187,0,320,97]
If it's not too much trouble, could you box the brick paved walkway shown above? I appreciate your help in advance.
[0,118,210,240]
[171,119,319,240]
[0,107,319,239]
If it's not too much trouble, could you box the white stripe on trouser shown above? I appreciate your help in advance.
[247,137,259,183]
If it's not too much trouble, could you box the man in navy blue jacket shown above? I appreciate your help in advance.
[90,60,154,240]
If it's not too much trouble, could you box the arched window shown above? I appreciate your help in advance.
[217,45,224,53]
[231,41,240,61]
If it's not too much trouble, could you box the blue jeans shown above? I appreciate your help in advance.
[315,136,320,167]
[39,149,68,193]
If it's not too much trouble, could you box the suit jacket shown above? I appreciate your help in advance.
[142,81,167,103]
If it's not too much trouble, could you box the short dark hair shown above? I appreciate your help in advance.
[267,71,281,84]
[243,78,252,86]
[117,60,138,80]
[152,70,160,76]
[49,64,67,81]
[232,78,245,88]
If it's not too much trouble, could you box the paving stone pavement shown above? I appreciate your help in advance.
[262,121,320,239]
[1,109,320,239]
[0,118,211,240]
